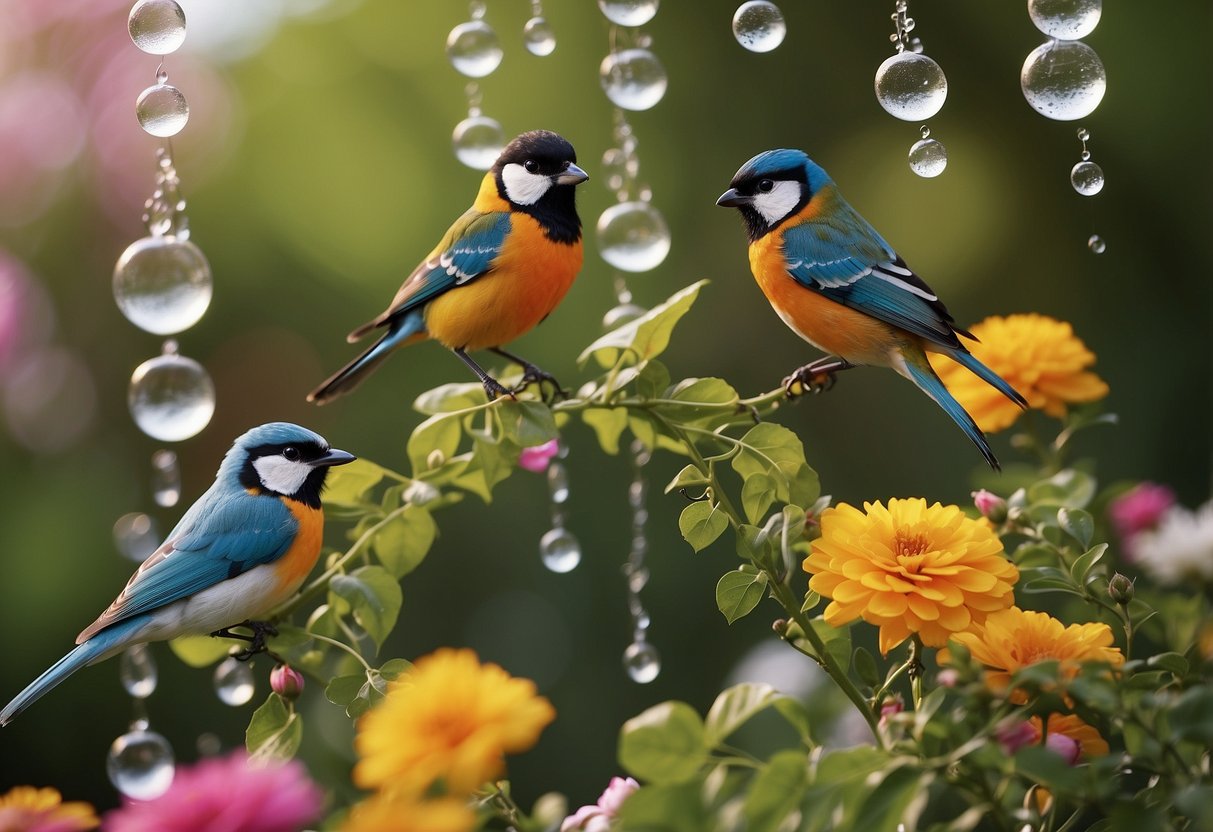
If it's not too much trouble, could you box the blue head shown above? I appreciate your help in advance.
[717,149,834,241]
[218,422,355,508]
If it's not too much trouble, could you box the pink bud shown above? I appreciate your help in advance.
[518,439,560,473]
[972,489,1008,523]
[878,697,903,727]
[935,668,960,688]
[270,665,305,701]
[996,720,1037,755]
[1044,731,1082,765]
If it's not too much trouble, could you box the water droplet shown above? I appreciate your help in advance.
[547,462,569,504]
[446,20,503,78]
[107,729,174,800]
[1021,40,1106,121]
[452,115,505,170]
[623,641,660,683]
[596,201,671,272]
[874,51,948,121]
[468,0,487,20]
[602,303,646,328]
[626,566,650,593]
[1076,127,1090,142]
[598,0,659,27]
[404,479,441,506]
[151,449,181,507]
[129,351,215,442]
[135,84,189,138]
[120,644,158,699]
[213,656,255,706]
[732,1,786,53]
[539,527,581,573]
[1070,160,1104,195]
[128,0,187,55]
[113,512,161,562]
[1028,0,1101,40]
[113,237,212,336]
[1088,234,1106,254]
[602,147,639,192]
[908,137,948,178]
[523,16,556,56]
[599,49,668,111]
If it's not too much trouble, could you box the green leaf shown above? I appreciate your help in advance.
[325,673,365,707]
[329,565,403,649]
[168,635,232,668]
[744,750,808,832]
[1068,543,1107,583]
[679,501,728,552]
[1014,746,1084,794]
[616,781,708,832]
[407,414,463,474]
[582,407,629,455]
[579,280,708,368]
[618,701,707,785]
[379,658,411,680]
[323,459,387,508]
[715,569,768,624]
[246,693,302,762]
[1146,651,1189,676]
[848,766,931,831]
[810,617,851,669]
[452,436,515,502]
[413,381,486,415]
[704,683,783,747]
[1028,469,1096,509]
[371,505,438,578]
[731,423,809,499]
[496,400,558,447]
[1171,687,1213,745]
[854,647,880,688]
[635,360,672,399]
[651,377,739,420]
[789,464,821,509]
[772,697,815,746]
[1057,507,1095,548]
[801,590,821,614]
[740,472,778,524]
[665,464,709,494]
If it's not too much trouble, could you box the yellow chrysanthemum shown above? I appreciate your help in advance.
[928,313,1109,433]
[342,795,476,832]
[0,786,98,831]
[943,607,1124,699]
[802,498,1018,655]
[354,648,555,797]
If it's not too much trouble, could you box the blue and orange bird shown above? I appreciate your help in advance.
[307,130,589,404]
[716,149,1027,469]
[0,423,354,725]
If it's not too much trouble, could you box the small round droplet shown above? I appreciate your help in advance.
[523,16,556,56]
[1088,234,1106,254]
[602,303,646,328]
[539,527,581,573]
[213,656,255,706]
[1076,127,1090,142]
[1070,160,1104,195]
[598,0,659,27]
[120,644,158,699]
[874,51,948,121]
[107,729,175,800]
[547,462,569,504]
[114,236,212,336]
[1021,40,1106,121]
[129,351,215,442]
[136,84,189,138]
[596,201,671,272]
[452,115,505,170]
[151,449,181,507]
[446,20,503,78]
[623,641,660,683]
[1028,0,1102,40]
[113,512,161,562]
[908,137,948,178]
[599,49,668,111]
[128,0,187,55]
[732,1,786,53]
[601,147,639,192]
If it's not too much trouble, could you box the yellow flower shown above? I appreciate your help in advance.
[1031,713,1109,760]
[803,498,1018,655]
[0,786,98,831]
[928,313,1109,433]
[342,795,475,832]
[354,648,555,797]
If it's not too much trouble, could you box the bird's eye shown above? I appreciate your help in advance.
[282,447,301,461]
[524,160,539,173]
[758,179,775,193]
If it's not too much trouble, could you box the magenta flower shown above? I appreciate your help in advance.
[518,440,560,473]
[995,720,1037,756]
[270,665,305,701]
[1109,483,1176,557]
[561,777,639,832]
[878,696,903,728]
[104,752,323,832]
[1044,732,1082,766]
[972,489,1007,523]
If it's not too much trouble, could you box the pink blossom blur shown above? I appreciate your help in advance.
[561,776,639,832]
[518,439,560,473]
[1109,483,1176,557]
[1044,732,1082,765]
[995,720,1037,756]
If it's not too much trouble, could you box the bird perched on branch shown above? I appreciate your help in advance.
[0,422,354,725]
[717,149,1026,469]
[308,130,589,404]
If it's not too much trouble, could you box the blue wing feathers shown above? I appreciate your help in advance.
[902,356,1000,470]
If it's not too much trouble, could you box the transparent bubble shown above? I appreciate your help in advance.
[598,0,659,27]
[446,20,503,78]
[151,449,181,507]
[539,527,581,573]
[596,201,671,272]
[1028,0,1101,40]
[601,147,639,193]
[874,51,948,121]
[113,513,160,562]
[214,656,255,706]
[135,84,189,138]
[603,303,646,329]
[623,640,660,683]
[908,137,948,178]
[626,565,650,593]
[1088,234,1106,254]
[452,115,505,170]
[113,236,212,336]
[128,0,187,55]
[599,49,668,111]
[547,462,569,504]
[120,644,158,699]
[128,349,215,442]
[107,729,174,800]
[732,1,786,53]
[1021,40,1106,121]
[523,16,556,56]
[1070,160,1104,196]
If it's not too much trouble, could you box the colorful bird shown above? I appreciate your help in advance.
[308,130,589,404]
[717,149,1026,469]
[0,422,354,725]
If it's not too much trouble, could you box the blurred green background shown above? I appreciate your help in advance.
[0,0,1208,813]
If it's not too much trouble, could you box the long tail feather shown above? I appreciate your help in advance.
[901,353,1001,471]
[307,311,426,405]
[947,348,1028,408]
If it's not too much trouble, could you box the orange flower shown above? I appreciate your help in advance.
[342,795,475,832]
[803,498,1018,654]
[0,786,98,831]
[1032,713,1109,760]
[929,313,1109,432]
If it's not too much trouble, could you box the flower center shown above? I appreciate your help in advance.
[894,528,930,557]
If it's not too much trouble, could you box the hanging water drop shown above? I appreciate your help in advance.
[113,512,161,562]
[128,346,215,442]
[151,449,181,507]
[597,201,671,272]
[602,303,646,328]
[1020,40,1106,121]
[128,0,187,55]
[908,137,947,177]
[547,462,569,504]
[623,640,660,683]
[213,656,255,706]
[107,728,174,800]
[446,20,503,78]
[1028,0,1101,40]
[732,0,786,53]
[120,644,158,699]
[598,0,659,27]
[523,17,556,56]
[451,115,506,170]
[135,84,189,138]
[1088,234,1106,254]
[1070,160,1104,195]
[539,527,582,573]
[601,147,639,193]
[599,49,668,111]
[874,51,947,121]
[113,236,212,335]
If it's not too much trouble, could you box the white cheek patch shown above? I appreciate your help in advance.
[253,456,312,496]
[501,163,554,206]
[752,180,802,225]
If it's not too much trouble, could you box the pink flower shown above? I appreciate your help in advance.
[996,720,1037,755]
[1109,483,1175,556]
[878,697,903,728]
[518,440,560,473]
[935,668,960,688]
[270,665,305,701]
[104,752,323,832]
[1044,732,1082,765]
[972,489,1007,523]
[560,777,639,832]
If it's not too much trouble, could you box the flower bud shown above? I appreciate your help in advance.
[1044,732,1082,765]
[935,668,960,688]
[878,696,903,727]
[518,439,560,473]
[995,720,1037,755]
[270,664,305,701]
[972,489,1008,524]
[1107,572,1135,605]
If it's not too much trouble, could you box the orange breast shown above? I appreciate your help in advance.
[272,499,325,595]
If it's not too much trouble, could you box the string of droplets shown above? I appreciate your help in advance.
[621,440,660,683]
[874,1,949,178]
[539,444,582,573]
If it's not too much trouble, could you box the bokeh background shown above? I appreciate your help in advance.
[0,0,1209,812]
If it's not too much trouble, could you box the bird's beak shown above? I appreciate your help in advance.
[554,162,589,186]
[313,448,356,467]
[716,188,750,208]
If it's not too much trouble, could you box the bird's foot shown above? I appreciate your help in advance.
[512,363,569,402]
[783,357,853,398]
[212,620,278,661]
[482,377,517,401]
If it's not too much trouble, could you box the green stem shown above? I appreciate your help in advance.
[871,656,915,707]
[308,632,372,672]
